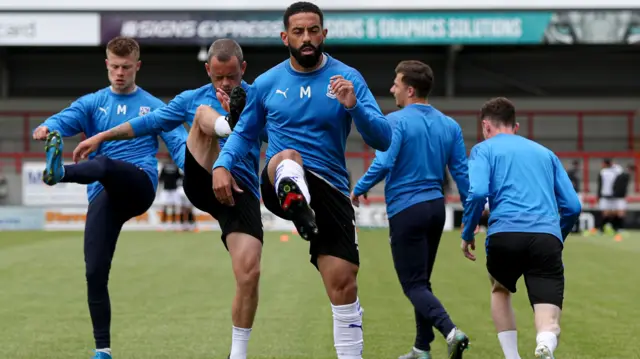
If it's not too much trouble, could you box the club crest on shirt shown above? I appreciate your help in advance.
[326,84,336,99]
[139,106,151,116]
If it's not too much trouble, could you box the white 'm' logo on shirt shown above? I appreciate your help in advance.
[300,86,311,98]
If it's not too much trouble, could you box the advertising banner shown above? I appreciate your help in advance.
[2,0,639,11]
[41,204,454,232]
[22,162,89,206]
[100,11,640,46]
[0,207,45,231]
[0,13,100,46]
[22,162,162,207]
[101,11,553,45]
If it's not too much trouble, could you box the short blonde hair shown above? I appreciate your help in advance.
[106,36,140,59]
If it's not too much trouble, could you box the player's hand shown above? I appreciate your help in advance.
[350,191,361,207]
[73,135,102,163]
[461,239,476,261]
[212,167,243,206]
[215,88,231,113]
[33,126,49,140]
[330,75,357,109]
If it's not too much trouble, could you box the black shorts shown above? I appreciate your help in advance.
[182,148,263,246]
[260,166,358,269]
[486,232,564,309]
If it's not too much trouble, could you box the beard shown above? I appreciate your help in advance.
[289,41,324,69]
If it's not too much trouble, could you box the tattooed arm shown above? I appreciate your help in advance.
[97,122,135,141]
[73,122,137,162]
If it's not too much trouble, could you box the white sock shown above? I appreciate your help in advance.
[274,159,310,204]
[498,330,521,359]
[96,348,111,355]
[214,115,232,137]
[446,328,456,342]
[413,346,427,354]
[536,331,558,353]
[332,298,364,359]
[229,326,251,359]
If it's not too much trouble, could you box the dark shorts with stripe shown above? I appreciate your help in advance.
[260,166,358,269]
[182,147,263,247]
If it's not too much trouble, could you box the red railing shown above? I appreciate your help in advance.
[1,109,638,204]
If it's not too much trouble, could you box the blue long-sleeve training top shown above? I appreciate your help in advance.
[127,81,264,199]
[37,86,187,203]
[353,104,470,218]
[461,134,582,242]
[213,54,391,196]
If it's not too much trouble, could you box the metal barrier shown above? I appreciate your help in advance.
[1,109,638,201]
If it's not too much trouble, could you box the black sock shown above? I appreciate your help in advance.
[600,216,609,232]
[618,216,625,231]
[613,216,624,232]
[188,210,195,224]
[161,207,168,223]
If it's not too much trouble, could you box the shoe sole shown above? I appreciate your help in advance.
[228,86,247,131]
[535,348,554,359]
[276,177,318,240]
[43,131,63,186]
[449,336,469,359]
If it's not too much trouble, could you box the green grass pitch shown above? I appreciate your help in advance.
[0,229,638,359]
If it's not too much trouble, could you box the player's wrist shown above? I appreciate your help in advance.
[461,230,474,242]
[212,159,232,172]
[352,186,365,197]
[344,98,358,110]
[97,131,110,142]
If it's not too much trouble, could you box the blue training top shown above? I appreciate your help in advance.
[38,86,187,203]
[213,54,392,196]
[354,104,470,218]
[462,134,582,242]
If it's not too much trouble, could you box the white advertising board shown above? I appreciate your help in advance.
[41,204,454,232]
[22,162,89,206]
[0,13,100,46]
[0,0,636,10]
[22,162,164,207]
[0,207,45,231]
[22,161,455,232]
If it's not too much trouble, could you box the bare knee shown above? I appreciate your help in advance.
[186,106,222,170]
[327,274,357,305]
[275,149,303,163]
[235,259,261,292]
[194,105,214,125]
[491,283,511,295]
[318,255,359,305]
[188,106,213,142]
[490,276,511,295]
[191,105,222,138]
[267,149,304,183]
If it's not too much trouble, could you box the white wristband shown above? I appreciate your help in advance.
[214,115,231,138]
